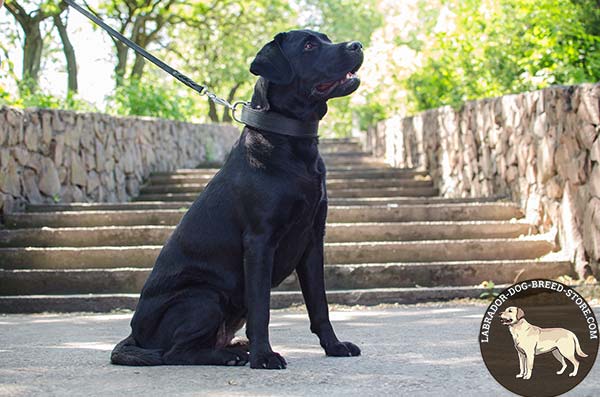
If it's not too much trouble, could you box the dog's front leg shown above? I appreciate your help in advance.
[516,350,525,378]
[523,349,535,379]
[243,234,287,370]
[296,202,360,357]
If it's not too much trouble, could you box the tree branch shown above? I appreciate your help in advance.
[5,1,31,28]
[53,9,78,93]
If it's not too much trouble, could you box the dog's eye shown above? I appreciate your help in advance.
[304,42,316,51]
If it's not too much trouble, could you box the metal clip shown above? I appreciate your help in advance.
[203,91,234,109]
[232,101,249,124]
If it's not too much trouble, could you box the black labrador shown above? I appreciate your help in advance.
[111,29,363,369]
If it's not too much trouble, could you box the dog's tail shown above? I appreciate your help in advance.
[574,335,588,358]
[110,335,164,366]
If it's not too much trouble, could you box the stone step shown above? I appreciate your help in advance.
[329,196,502,206]
[0,238,554,269]
[328,203,522,222]
[0,260,571,295]
[323,238,554,264]
[320,260,571,290]
[139,179,434,194]
[323,157,386,166]
[328,169,426,178]
[7,203,523,228]
[149,175,214,184]
[154,166,407,177]
[327,165,398,172]
[327,187,439,198]
[327,221,534,242]
[318,142,362,153]
[322,151,372,158]
[0,221,535,247]
[148,169,428,184]
[319,137,360,144]
[26,202,197,212]
[135,186,439,201]
[0,285,509,313]
[151,168,222,176]
[25,196,503,212]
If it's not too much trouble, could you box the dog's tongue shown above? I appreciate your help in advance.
[316,72,357,92]
[316,81,336,91]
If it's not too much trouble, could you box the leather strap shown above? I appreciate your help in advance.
[240,105,319,138]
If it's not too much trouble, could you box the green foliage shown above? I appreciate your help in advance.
[0,85,17,106]
[300,0,382,45]
[2,0,382,133]
[4,0,599,135]
[204,139,215,163]
[480,280,500,300]
[1,77,96,111]
[163,0,294,122]
[321,96,352,137]
[405,0,600,112]
[321,98,389,138]
[106,77,196,121]
[356,101,388,131]
[299,0,383,136]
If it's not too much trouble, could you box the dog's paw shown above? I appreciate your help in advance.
[516,374,523,378]
[250,351,287,370]
[221,348,249,366]
[325,341,361,357]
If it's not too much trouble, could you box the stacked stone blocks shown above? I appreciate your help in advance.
[0,107,239,216]
[365,83,600,277]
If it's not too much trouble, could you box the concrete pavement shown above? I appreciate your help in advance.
[1,302,598,397]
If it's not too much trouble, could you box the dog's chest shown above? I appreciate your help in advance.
[271,173,325,286]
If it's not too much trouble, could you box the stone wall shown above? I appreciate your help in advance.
[0,106,240,216]
[365,83,600,278]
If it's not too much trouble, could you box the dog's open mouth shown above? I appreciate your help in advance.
[500,317,513,325]
[312,66,361,98]
[315,71,358,93]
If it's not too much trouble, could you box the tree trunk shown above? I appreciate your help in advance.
[128,16,146,80]
[221,83,242,123]
[5,1,67,93]
[114,42,129,86]
[130,53,146,80]
[54,14,78,93]
[21,24,43,92]
[208,98,219,122]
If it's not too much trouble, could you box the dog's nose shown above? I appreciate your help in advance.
[346,41,363,52]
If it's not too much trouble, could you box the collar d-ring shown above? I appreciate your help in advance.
[231,101,249,124]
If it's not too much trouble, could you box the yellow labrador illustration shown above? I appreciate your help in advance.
[499,306,588,380]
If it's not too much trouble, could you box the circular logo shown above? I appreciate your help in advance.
[479,279,598,397]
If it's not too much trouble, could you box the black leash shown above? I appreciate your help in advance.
[65,0,319,138]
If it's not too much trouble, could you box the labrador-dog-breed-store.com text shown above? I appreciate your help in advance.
[111,30,364,369]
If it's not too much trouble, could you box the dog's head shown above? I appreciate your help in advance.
[249,29,363,121]
[499,306,525,326]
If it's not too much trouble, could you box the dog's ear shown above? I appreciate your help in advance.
[516,307,525,320]
[250,77,270,111]
[250,33,295,85]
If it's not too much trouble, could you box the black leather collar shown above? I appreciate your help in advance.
[240,105,319,138]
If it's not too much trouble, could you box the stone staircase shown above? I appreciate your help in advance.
[0,138,573,312]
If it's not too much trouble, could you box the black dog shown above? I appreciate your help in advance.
[111,30,363,369]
